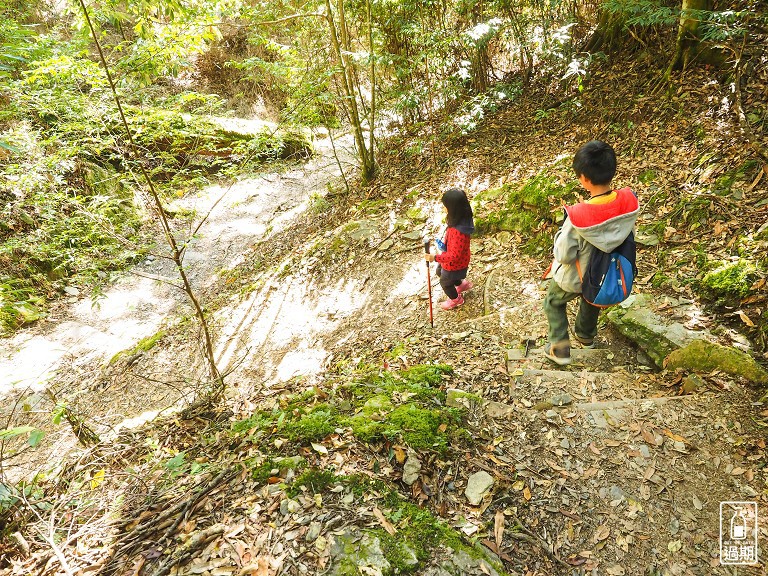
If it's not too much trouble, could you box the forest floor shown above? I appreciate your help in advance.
[1,55,767,576]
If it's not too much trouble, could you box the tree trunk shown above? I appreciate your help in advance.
[668,0,713,71]
[325,0,377,183]
[583,7,624,53]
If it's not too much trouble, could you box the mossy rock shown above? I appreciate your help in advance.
[700,259,758,302]
[108,329,166,365]
[473,172,575,254]
[665,340,768,385]
[117,109,312,161]
[446,388,483,409]
[427,547,503,576]
[329,531,393,576]
[342,219,380,242]
[327,506,507,575]
[606,294,705,367]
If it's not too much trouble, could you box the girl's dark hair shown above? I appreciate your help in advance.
[572,140,616,185]
[442,187,473,227]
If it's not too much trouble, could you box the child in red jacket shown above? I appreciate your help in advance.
[425,188,475,310]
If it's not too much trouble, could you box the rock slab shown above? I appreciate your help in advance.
[465,471,494,505]
[606,294,708,367]
[665,339,768,385]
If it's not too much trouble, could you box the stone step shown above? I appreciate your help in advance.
[509,367,620,384]
[577,396,686,429]
[506,347,626,373]
[447,385,686,430]
[507,347,612,362]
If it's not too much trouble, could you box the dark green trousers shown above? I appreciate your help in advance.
[543,280,600,345]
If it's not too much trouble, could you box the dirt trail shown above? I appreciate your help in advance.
[0,128,355,401]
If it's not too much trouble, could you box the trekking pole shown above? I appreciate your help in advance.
[424,240,434,328]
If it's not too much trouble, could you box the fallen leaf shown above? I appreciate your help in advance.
[747,168,764,192]
[643,465,655,481]
[239,559,270,576]
[582,467,599,479]
[523,486,532,501]
[494,510,505,551]
[461,521,479,536]
[662,429,687,443]
[90,469,106,490]
[372,507,397,535]
[130,556,145,576]
[311,442,328,454]
[737,310,756,327]
[640,427,656,445]
[393,446,406,464]
[692,495,703,510]
[593,524,610,542]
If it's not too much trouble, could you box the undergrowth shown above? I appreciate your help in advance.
[473,171,578,255]
[231,363,462,453]
[0,29,311,334]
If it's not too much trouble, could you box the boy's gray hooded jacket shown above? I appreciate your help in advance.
[549,187,639,294]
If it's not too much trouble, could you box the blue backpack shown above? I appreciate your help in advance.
[579,232,637,307]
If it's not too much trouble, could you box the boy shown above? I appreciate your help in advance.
[543,140,639,365]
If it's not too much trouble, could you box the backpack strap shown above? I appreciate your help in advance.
[574,250,583,282]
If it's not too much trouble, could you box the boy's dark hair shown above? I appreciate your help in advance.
[442,187,473,227]
[572,140,617,185]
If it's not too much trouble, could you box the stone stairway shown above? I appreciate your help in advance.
[450,342,685,435]
[507,345,686,430]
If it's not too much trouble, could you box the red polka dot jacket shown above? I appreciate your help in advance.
[435,219,474,271]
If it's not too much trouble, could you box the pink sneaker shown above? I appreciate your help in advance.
[456,280,473,294]
[440,294,464,310]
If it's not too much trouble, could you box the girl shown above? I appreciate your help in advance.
[425,188,475,310]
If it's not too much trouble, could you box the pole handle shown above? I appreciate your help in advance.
[424,239,430,254]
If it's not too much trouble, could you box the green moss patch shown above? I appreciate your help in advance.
[229,364,461,452]
[108,329,167,365]
[665,339,768,385]
[281,405,338,442]
[289,468,338,496]
[701,259,758,302]
[473,172,577,254]
[712,159,760,195]
[331,480,509,575]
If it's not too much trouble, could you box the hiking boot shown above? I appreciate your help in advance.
[440,294,464,310]
[574,334,595,348]
[456,280,473,294]
[543,342,571,366]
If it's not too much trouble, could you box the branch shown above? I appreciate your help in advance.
[75,0,224,391]
[150,524,226,576]
[257,11,324,25]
